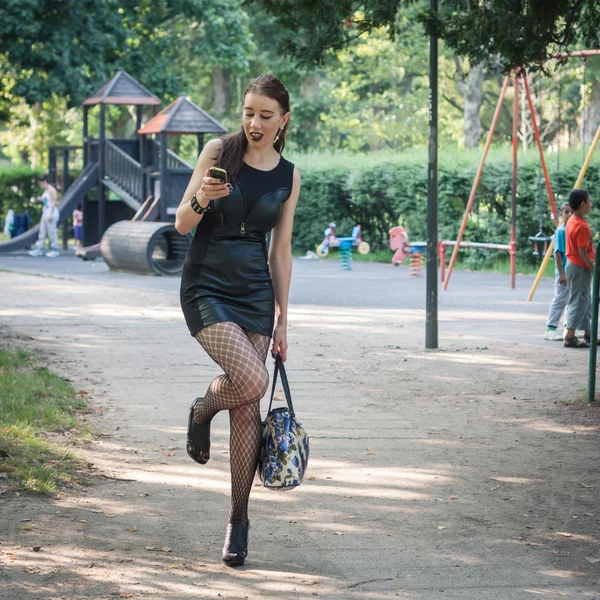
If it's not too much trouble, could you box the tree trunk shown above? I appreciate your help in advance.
[455,59,486,148]
[213,68,233,117]
[583,80,600,145]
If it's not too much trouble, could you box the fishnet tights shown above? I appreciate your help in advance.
[194,322,270,525]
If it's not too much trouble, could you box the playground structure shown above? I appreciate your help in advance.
[443,50,600,292]
[0,70,226,273]
[316,223,370,257]
[389,226,511,280]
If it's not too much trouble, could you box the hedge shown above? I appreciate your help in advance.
[292,150,600,268]
[2,150,599,270]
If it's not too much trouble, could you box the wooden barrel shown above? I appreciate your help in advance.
[100,221,192,276]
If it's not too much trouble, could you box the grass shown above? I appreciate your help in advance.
[0,349,89,494]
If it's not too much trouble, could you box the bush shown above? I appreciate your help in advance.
[292,149,600,268]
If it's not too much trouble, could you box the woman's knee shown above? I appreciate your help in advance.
[238,366,269,403]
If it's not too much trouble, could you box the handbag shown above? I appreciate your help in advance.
[258,354,309,491]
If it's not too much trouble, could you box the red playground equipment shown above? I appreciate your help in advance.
[316,222,370,257]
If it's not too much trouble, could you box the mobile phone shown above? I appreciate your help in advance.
[209,167,228,184]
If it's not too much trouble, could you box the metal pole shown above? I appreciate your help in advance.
[522,71,559,225]
[425,0,439,349]
[510,73,519,289]
[588,240,600,402]
[443,76,510,290]
[528,121,600,301]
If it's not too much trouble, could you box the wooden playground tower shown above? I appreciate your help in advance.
[442,49,600,292]
[47,70,226,247]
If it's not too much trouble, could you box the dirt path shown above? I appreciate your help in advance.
[1,266,600,600]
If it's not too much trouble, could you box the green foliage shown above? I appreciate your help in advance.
[0,350,89,494]
[0,0,254,106]
[258,0,600,71]
[290,149,600,271]
[0,164,43,225]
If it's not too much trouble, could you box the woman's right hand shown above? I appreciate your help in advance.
[197,169,232,204]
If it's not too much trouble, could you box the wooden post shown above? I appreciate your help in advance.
[197,133,204,158]
[48,148,57,185]
[510,73,519,290]
[160,132,168,222]
[62,150,69,250]
[98,104,106,238]
[83,106,89,167]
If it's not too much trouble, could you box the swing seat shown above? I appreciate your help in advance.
[528,234,553,258]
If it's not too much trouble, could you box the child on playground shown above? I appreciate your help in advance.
[29,174,60,258]
[564,188,594,348]
[72,204,83,247]
[544,201,573,341]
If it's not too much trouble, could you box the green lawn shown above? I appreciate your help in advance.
[0,350,90,494]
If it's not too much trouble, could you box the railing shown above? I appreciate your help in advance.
[168,149,193,170]
[151,139,193,170]
[105,140,144,201]
[587,239,600,403]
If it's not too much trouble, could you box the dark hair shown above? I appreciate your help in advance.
[568,188,590,211]
[217,74,290,184]
[39,173,49,183]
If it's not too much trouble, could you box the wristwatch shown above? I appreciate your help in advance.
[190,192,211,215]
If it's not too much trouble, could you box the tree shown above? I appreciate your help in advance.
[453,59,486,148]
[0,0,254,107]
[256,0,600,70]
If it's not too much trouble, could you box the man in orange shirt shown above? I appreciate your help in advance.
[564,188,594,348]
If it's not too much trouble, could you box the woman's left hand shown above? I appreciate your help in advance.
[271,323,288,362]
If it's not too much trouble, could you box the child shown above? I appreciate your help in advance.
[28,174,60,257]
[72,204,83,247]
[564,188,594,348]
[544,202,573,341]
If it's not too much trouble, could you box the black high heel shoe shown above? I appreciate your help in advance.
[186,398,211,465]
[222,521,250,567]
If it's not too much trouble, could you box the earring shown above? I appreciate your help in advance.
[274,128,282,145]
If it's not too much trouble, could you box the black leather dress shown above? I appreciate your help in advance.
[180,157,295,338]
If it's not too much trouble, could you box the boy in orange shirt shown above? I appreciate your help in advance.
[564,188,594,348]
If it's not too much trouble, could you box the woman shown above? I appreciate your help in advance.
[176,74,301,567]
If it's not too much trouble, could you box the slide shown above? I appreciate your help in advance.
[0,162,99,253]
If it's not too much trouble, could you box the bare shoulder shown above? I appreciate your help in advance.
[197,138,223,167]
[293,166,301,185]
[205,138,223,152]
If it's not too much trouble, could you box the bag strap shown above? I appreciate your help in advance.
[267,353,295,416]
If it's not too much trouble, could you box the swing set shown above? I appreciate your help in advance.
[442,49,600,293]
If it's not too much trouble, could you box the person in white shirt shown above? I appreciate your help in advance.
[29,174,60,257]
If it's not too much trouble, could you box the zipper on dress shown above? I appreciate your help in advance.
[238,182,248,234]
[239,187,288,234]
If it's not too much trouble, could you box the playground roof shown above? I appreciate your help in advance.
[83,70,161,106]
[137,96,227,135]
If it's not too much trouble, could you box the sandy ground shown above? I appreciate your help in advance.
[1,255,600,600]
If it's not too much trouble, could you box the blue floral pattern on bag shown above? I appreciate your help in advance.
[258,407,309,490]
